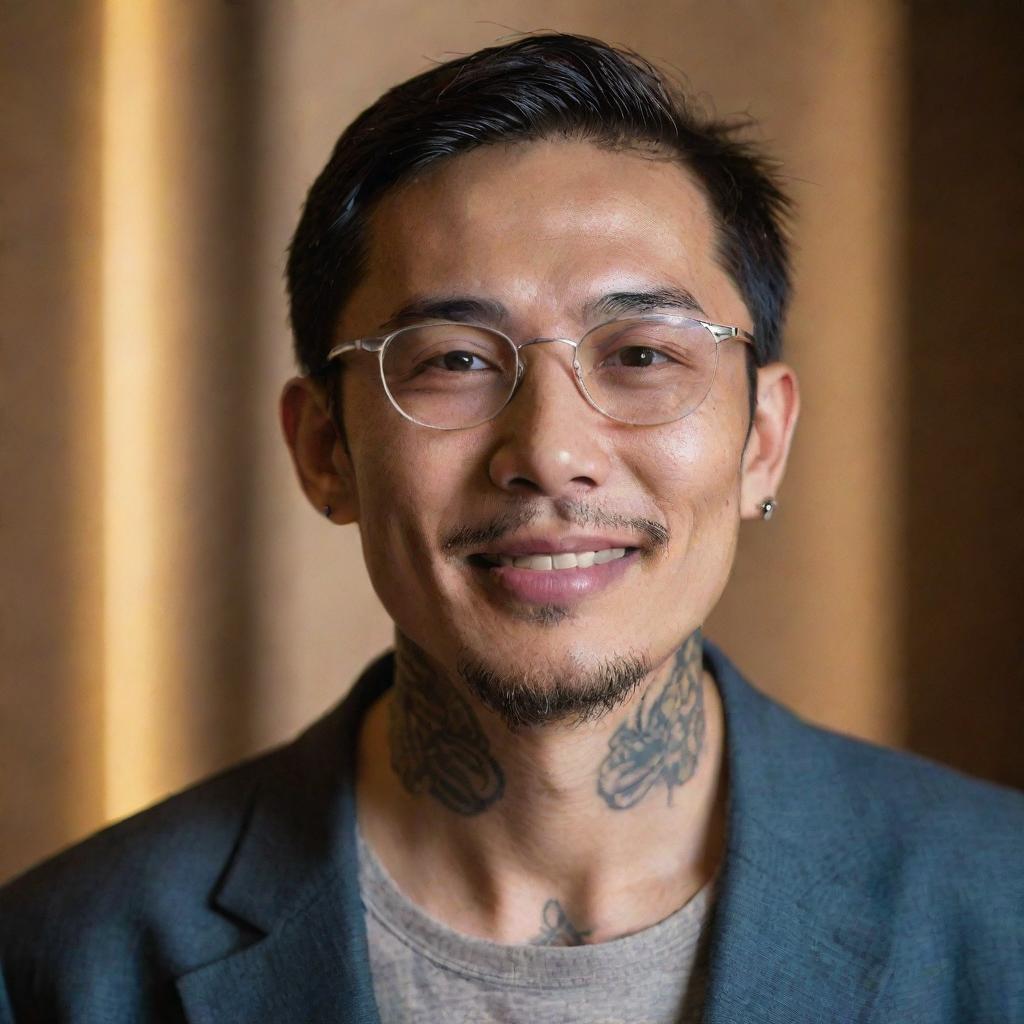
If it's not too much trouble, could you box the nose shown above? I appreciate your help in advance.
[487,341,611,498]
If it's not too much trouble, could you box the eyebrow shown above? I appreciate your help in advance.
[382,285,708,331]
[589,287,708,320]
[383,296,509,328]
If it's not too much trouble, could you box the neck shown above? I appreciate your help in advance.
[355,630,727,945]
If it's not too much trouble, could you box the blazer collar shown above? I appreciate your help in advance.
[176,643,892,1023]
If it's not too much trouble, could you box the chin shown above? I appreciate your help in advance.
[452,639,652,731]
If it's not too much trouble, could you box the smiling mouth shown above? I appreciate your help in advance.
[470,547,637,571]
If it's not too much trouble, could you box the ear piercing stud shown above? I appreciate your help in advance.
[323,504,333,518]
[758,498,776,521]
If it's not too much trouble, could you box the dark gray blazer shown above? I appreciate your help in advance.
[2,642,1022,1023]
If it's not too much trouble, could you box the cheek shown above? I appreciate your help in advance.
[351,439,434,553]
[342,369,432,524]
[346,410,480,597]
[643,422,741,512]
[348,442,443,632]
[635,400,745,569]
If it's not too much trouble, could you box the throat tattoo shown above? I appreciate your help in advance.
[597,632,706,810]
[530,899,592,946]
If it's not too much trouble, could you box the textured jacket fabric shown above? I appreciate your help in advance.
[1,641,1022,1023]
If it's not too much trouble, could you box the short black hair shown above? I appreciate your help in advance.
[287,33,792,390]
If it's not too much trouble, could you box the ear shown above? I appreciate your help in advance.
[739,362,800,520]
[279,376,359,523]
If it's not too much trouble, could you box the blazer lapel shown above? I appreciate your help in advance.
[175,885,379,1024]
[701,824,892,1022]
[174,654,396,1024]
[701,643,893,1023]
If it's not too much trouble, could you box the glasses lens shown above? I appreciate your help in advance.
[577,318,718,425]
[381,324,518,428]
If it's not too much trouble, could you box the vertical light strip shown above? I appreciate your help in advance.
[101,0,167,820]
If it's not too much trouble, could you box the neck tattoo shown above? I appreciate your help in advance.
[388,631,706,816]
[597,631,706,810]
[389,636,505,816]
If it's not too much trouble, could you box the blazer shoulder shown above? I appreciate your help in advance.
[783,713,1024,908]
[814,718,1023,840]
[0,741,286,960]
[712,643,1024,889]
[0,663,379,1019]
[805,728,1024,1014]
[718,647,1024,862]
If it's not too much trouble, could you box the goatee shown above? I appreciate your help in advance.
[456,650,651,730]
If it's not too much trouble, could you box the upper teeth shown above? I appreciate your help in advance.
[481,548,628,570]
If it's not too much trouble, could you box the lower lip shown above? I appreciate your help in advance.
[470,551,639,604]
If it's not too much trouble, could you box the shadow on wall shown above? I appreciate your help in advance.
[903,3,1024,790]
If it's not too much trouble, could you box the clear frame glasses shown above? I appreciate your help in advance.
[321,315,755,430]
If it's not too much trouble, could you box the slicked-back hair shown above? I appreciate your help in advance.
[287,33,792,403]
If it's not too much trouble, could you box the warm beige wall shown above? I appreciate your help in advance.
[2,0,910,881]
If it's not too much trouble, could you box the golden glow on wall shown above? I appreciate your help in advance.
[101,0,177,819]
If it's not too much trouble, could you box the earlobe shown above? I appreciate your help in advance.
[739,363,800,520]
[279,376,360,523]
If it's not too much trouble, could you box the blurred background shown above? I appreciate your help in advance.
[2,0,1022,883]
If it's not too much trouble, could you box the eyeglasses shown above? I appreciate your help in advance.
[322,315,755,430]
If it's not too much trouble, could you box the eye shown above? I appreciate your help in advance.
[427,349,494,372]
[602,345,673,369]
[585,321,705,374]
[384,325,515,391]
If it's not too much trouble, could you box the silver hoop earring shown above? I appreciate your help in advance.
[322,504,333,518]
[758,498,776,521]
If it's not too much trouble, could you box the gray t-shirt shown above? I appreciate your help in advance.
[357,829,716,1023]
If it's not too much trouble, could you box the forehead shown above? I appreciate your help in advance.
[343,139,747,332]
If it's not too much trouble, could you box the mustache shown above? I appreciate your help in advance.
[442,500,670,554]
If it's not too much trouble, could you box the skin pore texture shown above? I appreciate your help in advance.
[281,138,799,946]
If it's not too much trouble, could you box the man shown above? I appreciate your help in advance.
[1,32,1022,1024]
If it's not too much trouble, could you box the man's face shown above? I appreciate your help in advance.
[331,139,757,699]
